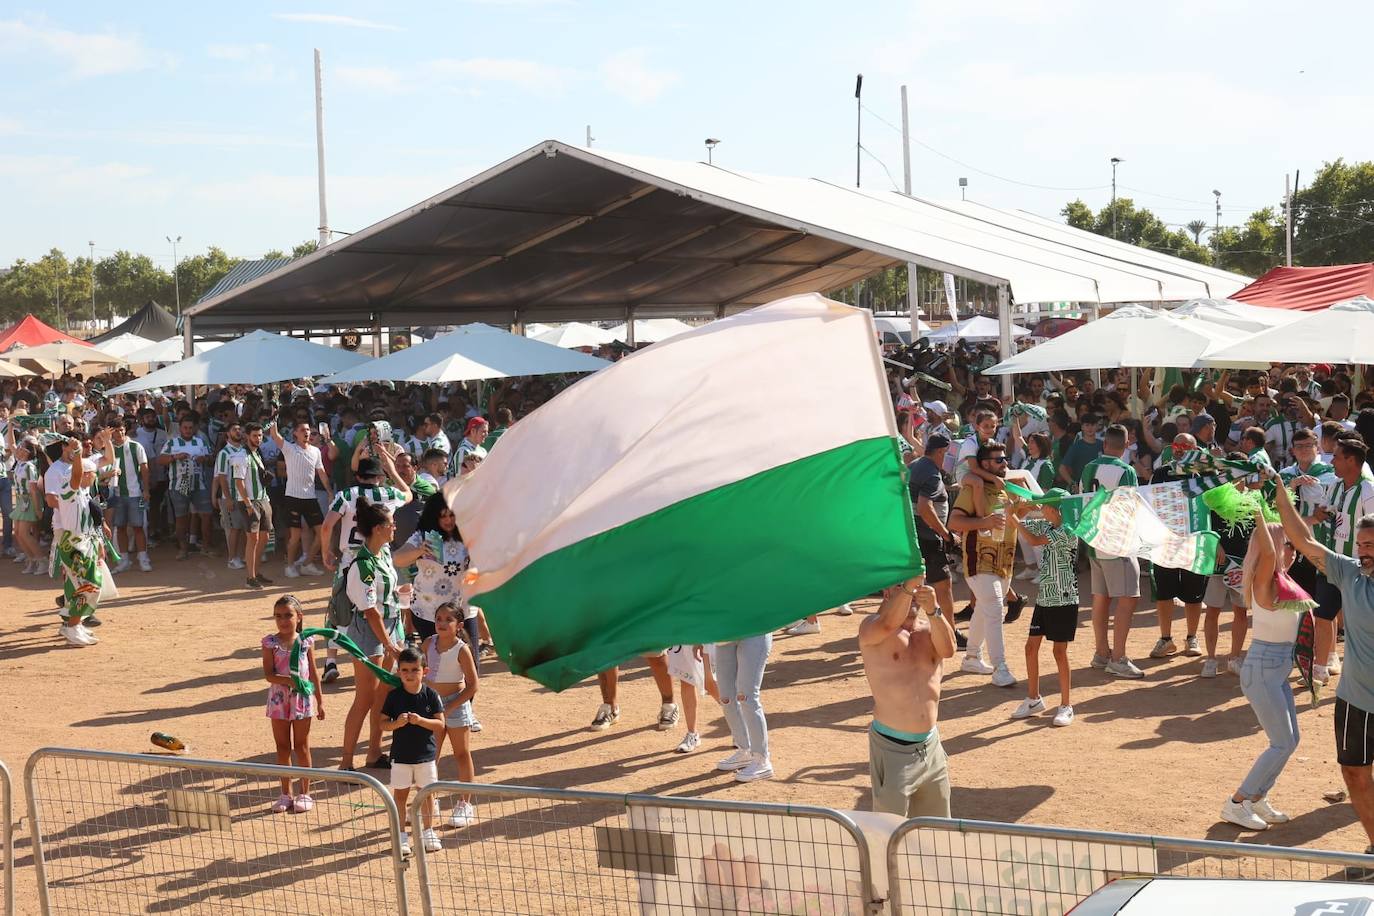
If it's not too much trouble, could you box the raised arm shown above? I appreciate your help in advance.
[858,575,927,647]
[1270,467,1328,574]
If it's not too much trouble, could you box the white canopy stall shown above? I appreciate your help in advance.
[532,322,617,349]
[109,330,368,393]
[1205,296,1374,365]
[925,315,1030,343]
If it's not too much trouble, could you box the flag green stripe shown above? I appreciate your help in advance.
[478,435,920,691]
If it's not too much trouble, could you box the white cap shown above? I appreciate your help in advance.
[924,400,950,417]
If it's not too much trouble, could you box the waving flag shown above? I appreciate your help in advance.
[448,294,921,690]
[1072,488,1218,574]
[1169,451,1266,497]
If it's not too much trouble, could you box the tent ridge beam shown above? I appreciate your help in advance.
[717,247,866,307]
[627,231,811,307]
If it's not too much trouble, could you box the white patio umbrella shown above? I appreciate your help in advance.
[2,340,125,365]
[108,329,369,393]
[925,315,1030,343]
[1169,297,1303,335]
[322,323,609,384]
[607,318,694,344]
[0,360,33,379]
[532,322,617,349]
[121,337,222,365]
[1205,296,1374,365]
[93,332,157,360]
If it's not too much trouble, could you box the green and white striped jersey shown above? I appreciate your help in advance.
[161,434,212,491]
[109,439,148,498]
[1318,476,1374,558]
[1280,460,1335,520]
[229,450,268,501]
[330,485,409,554]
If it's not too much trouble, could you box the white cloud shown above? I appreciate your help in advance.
[599,49,678,104]
[272,13,402,31]
[0,18,167,78]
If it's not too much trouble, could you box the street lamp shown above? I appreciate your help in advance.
[1212,190,1222,267]
[1110,157,1123,239]
[704,138,720,165]
[166,235,182,315]
[88,240,96,323]
[958,177,968,201]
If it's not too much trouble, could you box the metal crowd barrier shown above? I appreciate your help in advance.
[24,748,409,916]
[408,781,877,915]
[888,816,1374,915]
[1,759,12,916]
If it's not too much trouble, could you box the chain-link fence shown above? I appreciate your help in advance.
[408,782,877,915]
[1,759,12,916]
[24,747,409,916]
[888,816,1374,915]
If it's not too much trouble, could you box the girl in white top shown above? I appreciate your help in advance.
[422,603,479,828]
[1223,513,1301,832]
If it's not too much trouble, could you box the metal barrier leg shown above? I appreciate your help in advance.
[1,760,12,916]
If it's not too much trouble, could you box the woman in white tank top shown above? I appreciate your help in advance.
[422,604,479,828]
[1221,514,1301,832]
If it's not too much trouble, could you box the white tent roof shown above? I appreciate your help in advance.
[95,333,158,360]
[607,318,694,344]
[182,140,1251,334]
[323,323,609,384]
[926,316,1030,343]
[873,316,931,342]
[985,305,1261,374]
[1205,296,1374,365]
[2,340,124,365]
[108,330,368,393]
[532,322,617,349]
[1167,297,1304,334]
[122,337,222,364]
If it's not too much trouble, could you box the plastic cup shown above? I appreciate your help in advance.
[397,583,414,609]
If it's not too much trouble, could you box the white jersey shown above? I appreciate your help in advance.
[328,485,410,556]
[280,439,325,500]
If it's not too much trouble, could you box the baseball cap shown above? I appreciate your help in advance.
[1191,414,1216,434]
[924,400,950,418]
[925,433,951,452]
[356,457,383,479]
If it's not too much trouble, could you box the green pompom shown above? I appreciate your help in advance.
[1201,483,1274,535]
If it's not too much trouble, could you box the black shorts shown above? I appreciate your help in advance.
[1315,576,1343,622]
[1150,564,1207,604]
[917,537,951,585]
[283,495,324,528]
[1028,603,1078,643]
[1335,696,1374,767]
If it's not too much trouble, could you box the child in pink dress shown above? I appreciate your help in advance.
[262,595,324,813]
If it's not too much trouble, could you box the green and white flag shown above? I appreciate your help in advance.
[449,294,922,690]
[1072,488,1218,574]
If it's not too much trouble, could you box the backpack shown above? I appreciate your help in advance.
[326,557,358,628]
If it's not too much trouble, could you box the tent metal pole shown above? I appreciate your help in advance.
[182,316,192,360]
[626,306,636,347]
[997,284,1013,400]
[372,316,383,357]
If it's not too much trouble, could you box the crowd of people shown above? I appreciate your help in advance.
[9,329,1374,857]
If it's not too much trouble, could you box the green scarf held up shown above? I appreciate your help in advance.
[288,627,402,696]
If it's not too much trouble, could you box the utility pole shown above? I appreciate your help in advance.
[1284,174,1293,267]
[854,73,863,188]
[167,235,182,315]
[1110,157,1122,239]
[314,49,331,248]
[585,125,594,148]
[88,240,96,323]
[1212,190,1222,269]
[900,84,912,195]
[900,85,917,339]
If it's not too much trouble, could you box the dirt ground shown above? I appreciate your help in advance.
[1,548,1370,913]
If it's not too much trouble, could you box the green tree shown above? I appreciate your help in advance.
[1059,198,1213,265]
[172,246,242,307]
[261,248,287,260]
[1212,208,1283,276]
[93,250,170,319]
[0,249,89,326]
[1291,159,1374,265]
[1186,220,1208,244]
[291,240,319,258]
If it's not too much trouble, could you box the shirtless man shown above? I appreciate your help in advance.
[859,574,955,817]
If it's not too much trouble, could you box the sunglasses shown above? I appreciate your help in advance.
[986,456,1009,465]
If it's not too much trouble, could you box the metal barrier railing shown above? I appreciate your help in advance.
[1,759,12,916]
[24,747,409,916]
[888,816,1374,914]
[409,782,878,915]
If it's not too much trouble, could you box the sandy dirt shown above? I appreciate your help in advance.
[0,551,1368,913]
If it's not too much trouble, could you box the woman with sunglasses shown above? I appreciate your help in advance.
[339,500,405,771]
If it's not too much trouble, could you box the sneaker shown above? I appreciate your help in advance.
[365,753,391,770]
[953,604,975,623]
[1106,657,1144,679]
[59,625,93,647]
[717,747,753,772]
[30,563,45,576]
[112,557,132,574]
[590,703,619,731]
[449,800,476,828]
[1052,705,1075,727]
[322,661,339,683]
[255,572,275,585]
[735,755,774,783]
[1002,597,1025,624]
[1184,635,1202,656]
[77,624,99,644]
[469,716,483,734]
[954,630,969,650]
[1329,654,1343,675]
[784,620,821,636]
[175,549,188,561]
[960,655,995,675]
[227,557,246,570]
[1201,658,1219,678]
[1314,664,1331,685]
[85,615,102,627]
[676,732,701,753]
[11,551,25,563]
[1090,653,1109,670]
[656,702,680,731]
[21,560,35,575]
[1220,798,1268,831]
[835,603,855,616]
[138,553,153,572]
[300,562,326,576]
[400,833,412,857]
[246,577,265,590]
[422,828,442,853]
[283,563,301,579]
[291,793,314,813]
[1226,657,1244,676]
[1252,796,1289,824]
[270,793,293,814]
[1149,638,1177,659]
[1015,566,1038,581]
[1011,696,1045,719]
[991,663,1016,688]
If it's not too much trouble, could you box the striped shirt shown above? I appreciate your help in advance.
[1319,477,1374,557]
[329,485,410,555]
[347,543,400,621]
[280,439,325,499]
[229,450,268,501]
[1280,460,1335,520]
[12,460,36,516]
[1021,517,1079,605]
[110,439,148,498]
[1080,455,1137,559]
[215,443,246,481]
[161,435,211,492]
[408,431,451,458]
[1263,418,1304,464]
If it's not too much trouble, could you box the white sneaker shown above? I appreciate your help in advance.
[21,560,36,575]
[991,662,1016,688]
[283,563,301,579]
[227,557,246,570]
[11,552,25,563]
[400,832,412,857]
[1201,658,1219,678]
[1149,638,1177,659]
[60,625,92,647]
[1184,635,1203,657]
[1090,653,1109,670]
[784,620,821,636]
[30,563,46,576]
[717,748,753,772]
[1011,696,1045,719]
[1106,657,1144,679]
[676,732,701,754]
[1226,657,1244,676]
[1314,664,1331,685]
[1252,796,1290,824]
[1052,705,1075,727]
[77,624,99,644]
[657,702,680,730]
[449,800,475,828]
[299,562,326,576]
[421,827,442,853]
[1220,798,1268,831]
[138,553,153,572]
[112,557,132,574]
[835,603,855,616]
[961,655,995,675]
[1328,654,1343,675]
[734,754,774,783]
[589,703,618,731]
[1015,566,1038,581]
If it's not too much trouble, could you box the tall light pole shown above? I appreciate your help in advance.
[89,241,97,323]
[854,74,863,188]
[959,177,968,201]
[1212,190,1222,268]
[1110,157,1123,239]
[166,235,182,315]
[704,138,719,165]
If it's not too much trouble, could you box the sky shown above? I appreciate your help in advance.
[3,0,1373,268]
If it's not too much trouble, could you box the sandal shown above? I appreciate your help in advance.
[366,754,391,770]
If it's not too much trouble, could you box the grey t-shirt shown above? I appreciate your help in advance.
[1329,553,1374,714]
[908,456,948,540]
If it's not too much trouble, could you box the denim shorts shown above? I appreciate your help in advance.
[345,614,403,658]
[440,692,475,728]
[109,495,147,528]
[168,486,212,517]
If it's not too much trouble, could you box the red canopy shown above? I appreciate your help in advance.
[0,315,90,351]
[1229,264,1374,312]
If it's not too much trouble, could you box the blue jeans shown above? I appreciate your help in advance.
[1238,639,1300,798]
[716,634,772,758]
[0,477,11,551]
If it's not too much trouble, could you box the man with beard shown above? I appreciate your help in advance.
[213,419,249,571]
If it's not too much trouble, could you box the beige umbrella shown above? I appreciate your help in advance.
[2,340,124,364]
